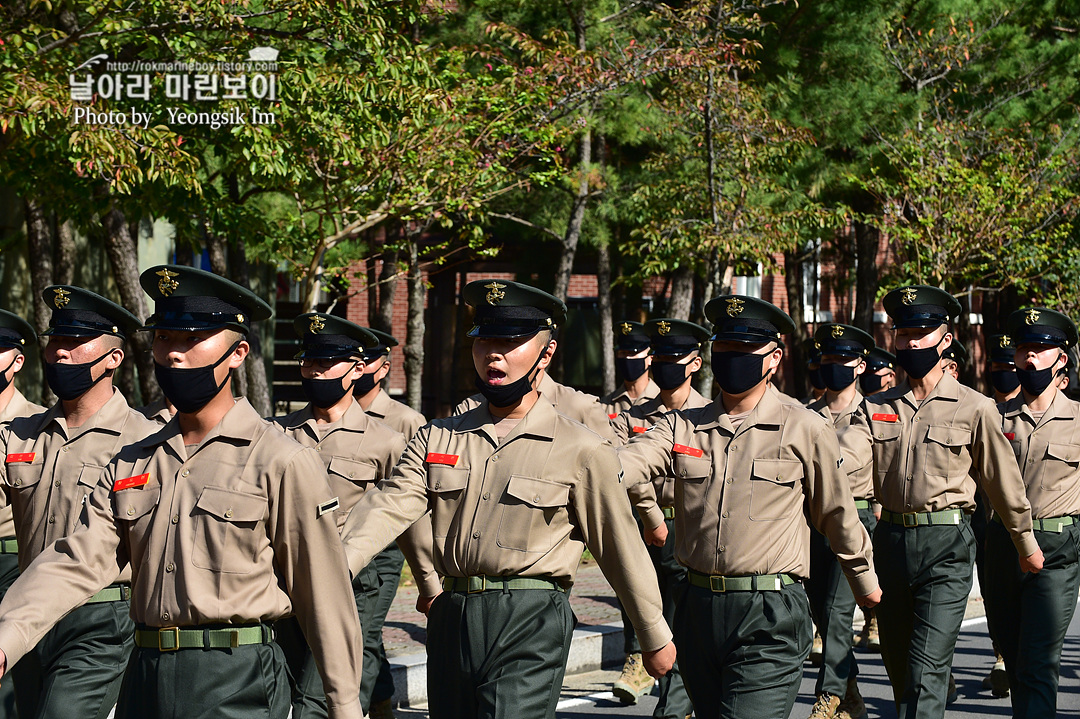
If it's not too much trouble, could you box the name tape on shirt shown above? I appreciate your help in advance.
[632,426,648,434]
[426,453,459,466]
[872,413,899,423]
[1004,432,1016,440]
[113,473,149,491]
[5,453,35,464]
[672,444,704,458]
[317,497,340,517]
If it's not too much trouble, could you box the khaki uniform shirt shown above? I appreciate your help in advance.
[273,402,441,596]
[600,379,661,420]
[0,399,364,719]
[455,374,617,442]
[1000,389,1080,519]
[364,388,425,441]
[809,392,874,501]
[612,388,709,528]
[342,397,672,652]
[857,374,1038,557]
[137,397,173,426]
[0,388,46,539]
[617,388,879,596]
[0,388,156,574]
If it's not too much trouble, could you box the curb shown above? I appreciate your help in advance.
[389,621,626,708]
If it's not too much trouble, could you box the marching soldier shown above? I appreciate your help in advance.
[617,295,879,719]
[601,320,660,420]
[987,307,1080,718]
[859,348,897,397]
[272,314,439,717]
[857,285,1041,719]
[341,279,675,719]
[803,339,827,404]
[805,324,877,719]
[988,334,1020,403]
[0,266,364,719]
[0,287,155,719]
[609,318,710,717]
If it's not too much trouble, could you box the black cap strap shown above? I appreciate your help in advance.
[50,309,124,337]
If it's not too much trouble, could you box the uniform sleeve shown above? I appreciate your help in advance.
[580,400,618,443]
[972,402,1038,557]
[616,415,678,488]
[836,417,873,478]
[0,463,126,667]
[268,448,363,719]
[573,441,671,652]
[396,514,442,597]
[611,410,632,445]
[341,427,434,576]
[803,423,879,597]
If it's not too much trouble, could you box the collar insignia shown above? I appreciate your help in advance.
[726,298,744,317]
[156,268,180,297]
[485,282,506,306]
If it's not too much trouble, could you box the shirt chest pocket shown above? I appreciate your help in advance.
[1041,443,1080,492]
[113,486,161,546]
[749,458,803,521]
[922,425,971,477]
[673,454,712,520]
[870,420,902,477]
[496,475,571,554]
[328,456,378,486]
[4,460,44,491]
[426,465,469,539]
[192,486,268,575]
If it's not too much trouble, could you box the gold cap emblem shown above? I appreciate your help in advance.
[657,321,671,336]
[1000,335,1011,348]
[236,314,245,324]
[309,315,325,333]
[620,322,633,335]
[726,298,745,317]
[831,325,844,339]
[485,282,506,305]
[52,288,70,309]
[1025,308,1041,326]
[900,287,918,305]
[156,268,180,297]
[814,340,821,350]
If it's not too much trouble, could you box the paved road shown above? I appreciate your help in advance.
[391,604,1080,717]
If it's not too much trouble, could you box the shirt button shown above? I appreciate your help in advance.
[726,478,733,484]
[491,455,499,462]
[181,470,190,478]
[472,531,481,538]
[730,445,737,451]
[166,563,175,573]
[907,475,913,481]
[48,515,55,524]
[534,495,541,502]
[722,512,729,518]
[162,612,170,621]
[481,492,490,500]
[62,447,69,453]
[127,508,135,516]
[171,515,179,524]
[719,545,726,552]
[224,509,234,518]
[434,482,442,490]
[13,480,20,486]
[349,472,356,478]
[315,447,322,452]
[54,480,61,487]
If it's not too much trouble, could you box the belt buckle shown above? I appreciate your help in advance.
[709,575,726,593]
[467,576,486,593]
[902,512,919,528]
[158,627,180,652]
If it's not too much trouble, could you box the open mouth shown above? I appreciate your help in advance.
[486,368,507,385]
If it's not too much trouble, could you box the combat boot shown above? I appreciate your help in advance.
[612,653,653,704]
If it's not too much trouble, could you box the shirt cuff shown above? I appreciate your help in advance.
[416,571,443,598]
[0,623,29,671]
[846,570,880,599]
[639,504,665,530]
[1012,530,1040,559]
[634,618,674,654]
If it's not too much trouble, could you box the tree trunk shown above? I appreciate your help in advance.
[53,218,76,286]
[230,240,271,415]
[668,266,695,320]
[853,194,881,333]
[597,241,615,396]
[24,199,55,405]
[784,247,808,397]
[205,225,228,276]
[375,246,398,335]
[695,249,726,397]
[404,238,425,413]
[102,206,159,405]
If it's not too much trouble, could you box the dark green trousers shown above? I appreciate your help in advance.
[370,543,405,705]
[673,578,812,719]
[427,587,574,719]
[276,563,381,717]
[984,519,1080,719]
[806,507,877,697]
[644,519,691,719]
[116,627,288,719]
[11,598,133,719]
[874,517,975,719]
[0,551,20,719]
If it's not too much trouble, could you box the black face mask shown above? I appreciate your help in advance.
[651,360,690,391]
[302,363,358,409]
[154,341,240,414]
[475,343,548,408]
[712,350,769,395]
[859,372,886,395]
[45,351,114,401]
[820,363,857,392]
[0,354,17,395]
[808,366,826,390]
[353,360,386,397]
[1016,359,1061,397]
[990,369,1020,396]
[895,335,946,379]
[615,357,648,383]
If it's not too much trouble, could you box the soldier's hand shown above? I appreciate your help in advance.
[855,587,882,609]
[0,647,6,679]
[642,641,676,679]
[644,522,668,547]
[1020,548,1045,574]
[416,592,441,616]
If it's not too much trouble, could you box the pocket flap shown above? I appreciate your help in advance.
[926,425,971,447]
[427,465,469,493]
[505,475,569,508]
[1046,442,1080,463]
[195,486,268,523]
[328,456,377,482]
[870,419,902,440]
[4,461,43,488]
[78,464,105,489]
[751,458,803,484]
[673,454,712,480]
[114,486,161,521]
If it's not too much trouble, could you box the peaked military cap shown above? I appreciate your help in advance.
[0,309,36,352]
[361,328,398,361]
[614,320,650,353]
[814,324,874,358]
[1005,307,1078,349]
[864,347,897,373]
[705,295,795,347]
[293,313,378,360]
[802,338,822,366]
[464,279,567,339]
[41,285,141,339]
[883,285,961,329]
[942,340,968,367]
[646,319,710,356]
[987,334,1016,365]
[141,265,271,333]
